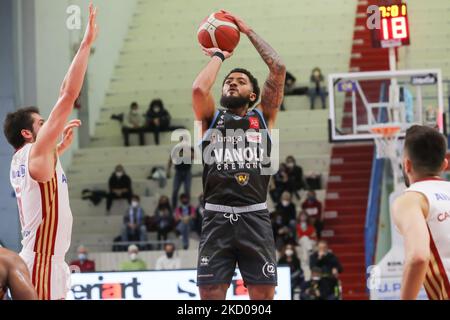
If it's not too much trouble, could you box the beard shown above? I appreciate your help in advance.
[220,93,251,110]
[402,166,411,187]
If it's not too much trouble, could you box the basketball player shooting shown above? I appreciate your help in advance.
[193,10,286,300]
[0,247,38,300]
[3,3,98,300]
[392,125,450,300]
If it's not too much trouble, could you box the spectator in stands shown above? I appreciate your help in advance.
[269,163,290,204]
[122,102,146,146]
[145,99,171,145]
[154,195,174,247]
[121,195,148,244]
[155,243,181,270]
[278,243,304,296]
[106,165,133,214]
[70,245,96,273]
[286,156,307,198]
[271,210,294,250]
[193,193,205,237]
[310,240,343,277]
[300,267,339,300]
[120,244,147,271]
[174,193,196,250]
[302,189,324,239]
[168,134,194,208]
[280,71,308,111]
[276,191,297,232]
[296,211,317,264]
[309,67,327,110]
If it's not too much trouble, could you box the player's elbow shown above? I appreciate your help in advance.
[408,251,430,267]
[58,90,78,105]
[271,59,286,75]
[192,84,208,98]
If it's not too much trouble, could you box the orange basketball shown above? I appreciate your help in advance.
[197,12,241,53]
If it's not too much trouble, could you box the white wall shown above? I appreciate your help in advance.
[24,0,137,167]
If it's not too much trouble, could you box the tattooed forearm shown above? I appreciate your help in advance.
[247,30,286,110]
[247,30,285,74]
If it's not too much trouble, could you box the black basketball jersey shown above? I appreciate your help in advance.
[201,108,272,206]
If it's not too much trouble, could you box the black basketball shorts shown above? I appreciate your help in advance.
[196,209,277,287]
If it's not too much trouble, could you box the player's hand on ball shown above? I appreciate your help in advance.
[83,2,99,46]
[201,46,233,60]
[219,10,252,35]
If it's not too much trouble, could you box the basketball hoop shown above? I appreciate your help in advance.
[370,125,401,159]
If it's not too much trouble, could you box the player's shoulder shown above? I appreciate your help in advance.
[393,191,429,214]
[0,248,23,268]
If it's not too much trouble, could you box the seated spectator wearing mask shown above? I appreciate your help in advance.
[278,243,304,297]
[145,99,171,145]
[309,240,343,284]
[106,165,133,214]
[120,245,147,271]
[275,191,297,233]
[296,211,317,264]
[122,102,146,146]
[285,156,307,199]
[70,245,96,273]
[155,243,181,270]
[121,195,148,243]
[301,189,324,239]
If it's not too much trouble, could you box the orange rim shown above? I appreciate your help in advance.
[370,126,401,138]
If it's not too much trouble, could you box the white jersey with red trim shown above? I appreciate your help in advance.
[406,178,450,300]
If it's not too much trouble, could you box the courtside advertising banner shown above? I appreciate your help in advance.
[67,267,291,300]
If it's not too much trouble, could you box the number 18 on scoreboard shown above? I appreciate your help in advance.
[371,3,410,48]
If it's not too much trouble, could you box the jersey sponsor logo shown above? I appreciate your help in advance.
[262,262,276,278]
[245,132,262,143]
[435,193,450,201]
[437,211,450,222]
[11,165,26,179]
[249,117,260,129]
[234,172,250,186]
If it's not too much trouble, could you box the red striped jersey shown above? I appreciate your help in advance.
[10,143,73,259]
[406,178,450,300]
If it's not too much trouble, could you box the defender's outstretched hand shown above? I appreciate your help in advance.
[83,2,99,46]
[57,119,82,156]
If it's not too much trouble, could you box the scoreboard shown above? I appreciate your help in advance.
[371,3,410,48]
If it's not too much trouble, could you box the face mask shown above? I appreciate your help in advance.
[281,200,290,207]
[130,253,137,261]
[131,201,139,208]
[116,171,123,178]
[166,251,174,258]
[285,249,294,257]
[312,276,320,281]
[301,222,307,229]
[131,109,139,114]
[78,253,87,261]
[286,162,294,169]
[153,107,161,113]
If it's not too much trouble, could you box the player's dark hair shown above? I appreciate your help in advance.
[223,68,260,108]
[404,125,447,176]
[3,106,40,149]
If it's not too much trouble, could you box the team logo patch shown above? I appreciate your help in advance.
[234,172,250,186]
[246,132,262,143]
[262,262,276,278]
[249,117,260,129]
[200,256,210,267]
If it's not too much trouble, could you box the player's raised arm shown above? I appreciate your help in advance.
[223,11,286,129]
[29,3,98,182]
[192,47,232,134]
[392,192,430,300]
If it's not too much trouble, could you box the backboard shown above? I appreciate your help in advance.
[328,69,445,142]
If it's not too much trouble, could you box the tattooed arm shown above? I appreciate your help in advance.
[223,11,286,129]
